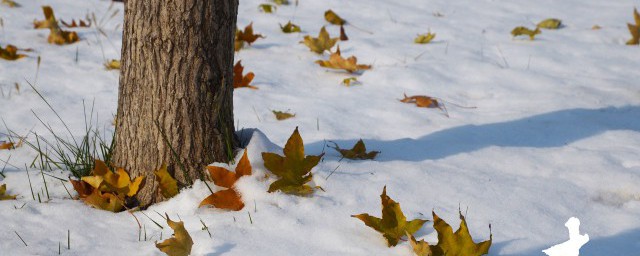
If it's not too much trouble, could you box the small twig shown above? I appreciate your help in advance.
[325,164,341,180]
[61,180,73,199]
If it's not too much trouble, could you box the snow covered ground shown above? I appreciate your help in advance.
[1,0,640,255]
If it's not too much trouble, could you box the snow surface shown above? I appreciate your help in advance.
[1,0,640,255]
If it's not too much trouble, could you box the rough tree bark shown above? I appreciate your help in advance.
[113,0,238,207]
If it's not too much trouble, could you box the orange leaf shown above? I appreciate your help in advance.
[399,93,449,117]
[34,6,79,45]
[235,22,264,51]
[201,149,252,211]
[61,19,91,28]
[0,141,14,150]
[233,61,258,89]
[0,45,27,61]
[199,188,244,211]
[315,46,371,73]
[83,190,123,212]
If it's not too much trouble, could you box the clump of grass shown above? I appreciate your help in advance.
[20,82,115,179]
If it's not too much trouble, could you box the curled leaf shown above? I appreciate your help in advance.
[352,186,428,246]
[280,21,301,33]
[315,46,371,73]
[261,127,323,195]
[537,18,562,29]
[331,139,379,160]
[81,159,145,199]
[272,110,295,120]
[104,59,121,70]
[0,184,17,200]
[415,32,436,44]
[342,77,360,86]
[233,61,258,89]
[69,179,93,199]
[0,141,14,149]
[300,26,338,54]
[156,214,194,256]
[325,9,346,25]
[271,0,289,5]
[399,93,449,117]
[511,26,541,40]
[155,164,178,198]
[258,4,276,13]
[0,44,27,61]
[1,0,20,7]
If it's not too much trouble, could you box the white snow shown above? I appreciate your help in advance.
[1,0,640,255]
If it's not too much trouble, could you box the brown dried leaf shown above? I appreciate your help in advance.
[0,184,17,200]
[233,61,258,89]
[399,93,449,117]
[200,149,252,211]
[325,9,346,25]
[61,19,91,28]
[235,22,264,51]
[627,8,640,45]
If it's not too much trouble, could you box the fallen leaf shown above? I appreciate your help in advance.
[81,159,145,198]
[0,44,27,61]
[415,32,436,44]
[235,23,264,51]
[537,18,562,29]
[61,19,91,28]
[399,93,449,117]
[156,214,194,256]
[342,77,360,86]
[428,211,492,256]
[104,59,121,70]
[591,25,602,30]
[0,184,17,200]
[0,141,14,150]
[300,26,338,54]
[258,4,276,13]
[233,61,258,89]
[340,25,349,41]
[69,179,94,198]
[200,149,252,211]
[325,9,346,25]
[408,232,433,256]
[315,46,372,73]
[627,8,640,45]
[34,6,79,45]
[352,186,428,246]
[262,127,323,195]
[280,21,301,33]
[331,139,379,160]
[272,110,295,120]
[272,0,289,5]
[1,0,19,7]
[83,189,123,212]
[155,164,178,198]
[511,26,541,40]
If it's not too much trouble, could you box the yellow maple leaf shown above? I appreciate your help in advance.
[537,18,562,29]
[104,59,121,70]
[325,10,347,26]
[352,186,428,246]
[156,214,194,256]
[300,26,338,54]
[261,127,323,195]
[315,46,372,73]
[415,32,436,44]
[83,189,123,212]
[272,110,295,120]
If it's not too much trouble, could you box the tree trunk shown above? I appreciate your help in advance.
[113,0,238,207]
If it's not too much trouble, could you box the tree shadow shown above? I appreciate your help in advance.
[309,106,640,161]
